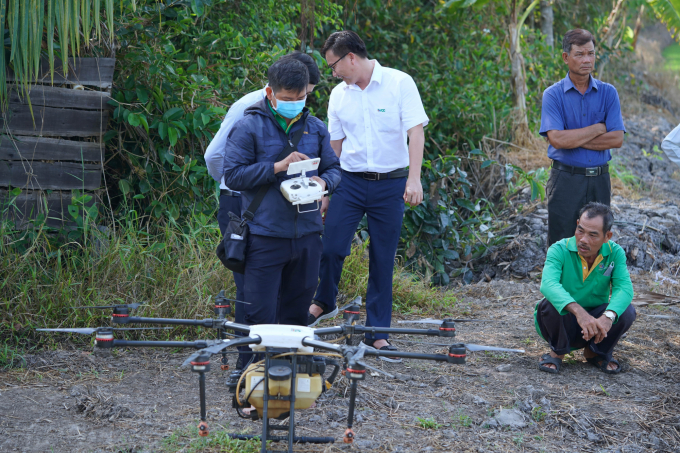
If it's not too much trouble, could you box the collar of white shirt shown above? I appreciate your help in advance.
[344,60,383,91]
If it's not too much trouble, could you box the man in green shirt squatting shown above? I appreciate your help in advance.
[536,202,635,374]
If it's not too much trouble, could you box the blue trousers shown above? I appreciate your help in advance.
[314,171,406,340]
[243,233,322,327]
[217,193,245,322]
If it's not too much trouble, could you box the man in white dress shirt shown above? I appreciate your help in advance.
[204,51,320,306]
[308,31,428,362]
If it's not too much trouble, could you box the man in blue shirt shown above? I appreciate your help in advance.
[539,29,626,247]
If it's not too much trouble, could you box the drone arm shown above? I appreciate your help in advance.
[363,349,451,362]
[116,316,220,328]
[313,326,345,336]
[110,340,211,348]
[301,337,343,353]
[221,321,252,334]
[352,326,445,336]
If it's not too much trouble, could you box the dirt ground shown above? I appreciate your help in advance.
[3,25,680,453]
[1,276,680,453]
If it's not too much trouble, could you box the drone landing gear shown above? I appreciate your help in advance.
[344,361,365,444]
[191,352,211,437]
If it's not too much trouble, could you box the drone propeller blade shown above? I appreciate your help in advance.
[398,318,491,325]
[112,327,174,331]
[72,302,147,310]
[464,343,525,353]
[221,298,251,305]
[397,318,443,325]
[36,328,97,335]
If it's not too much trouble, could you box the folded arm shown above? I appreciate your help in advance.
[581,130,624,150]
[546,123,607,150]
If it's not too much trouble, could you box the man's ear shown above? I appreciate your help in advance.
[265,86,275,107]
[604,230,613,243]
[562,52,569,64]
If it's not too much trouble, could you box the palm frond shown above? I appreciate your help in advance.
[648,0,680,41]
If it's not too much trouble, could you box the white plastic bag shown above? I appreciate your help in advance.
[661,123,680,167]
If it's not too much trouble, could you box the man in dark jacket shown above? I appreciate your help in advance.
[223,58,341,328]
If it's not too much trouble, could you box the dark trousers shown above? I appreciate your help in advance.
[243,233,322,327]
[536,298,636,362]
[314,171,406,341]
[217,193,246,320]
[546,165,611,247]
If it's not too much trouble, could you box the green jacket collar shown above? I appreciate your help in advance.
[565,236,613,257]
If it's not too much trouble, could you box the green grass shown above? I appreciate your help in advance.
[663,43,680,73]
[160,424,262,453]
[417,417,443,429]
[1,209,456,366]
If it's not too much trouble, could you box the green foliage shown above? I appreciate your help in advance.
[417,417,443,429]
[648,0,680,42]
[161,424,262,453]
[531,406,546,422]
[663,43,680,71]
[108,0,341,221]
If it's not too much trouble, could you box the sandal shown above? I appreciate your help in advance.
[538,353,562,374]
[586,356,622,374]
[362,339,403,363]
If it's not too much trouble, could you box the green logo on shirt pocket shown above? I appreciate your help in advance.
[377,108,386,112]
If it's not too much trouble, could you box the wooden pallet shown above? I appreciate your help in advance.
[1,57,114,228]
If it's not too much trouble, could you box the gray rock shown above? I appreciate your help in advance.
[394,373,413,381]
[493,409,527,429]
[433,376,448,386]
[69,385,86,397]
[481,418,498,428]
[472,395,489,405]
[496,364,512,372]
[355,439,376,450]
[355,414,364,423]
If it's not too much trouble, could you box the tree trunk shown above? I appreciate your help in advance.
[509,17,529,130]
[540,1,554,48]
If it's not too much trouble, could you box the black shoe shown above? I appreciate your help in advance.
[307,301,339,327]
[361,338,403,363]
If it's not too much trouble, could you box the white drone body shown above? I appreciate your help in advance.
[280,158,328,213]
[248,324,316,353]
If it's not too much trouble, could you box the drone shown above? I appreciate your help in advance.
[37,292,525,453]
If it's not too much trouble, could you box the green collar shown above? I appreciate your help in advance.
[565,236,613,257]
[266,98,303,133]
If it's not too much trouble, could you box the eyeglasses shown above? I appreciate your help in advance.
[328,52,350,71]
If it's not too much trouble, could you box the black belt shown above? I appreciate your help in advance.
[220,189,240,197]
[343,168,409,181]
[551,161,609,176]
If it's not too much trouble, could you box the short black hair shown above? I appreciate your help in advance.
[579,202,614,233]
[562,29,596,54]
[321,30,368,59]
[281,51,320,85]
[268,58,309,94]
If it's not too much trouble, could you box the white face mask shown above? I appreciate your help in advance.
[273,96,307,119]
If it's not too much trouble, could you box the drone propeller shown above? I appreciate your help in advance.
[72,302,147,310]
[36,327,174,335]
[397,317,490,325]
[390,339,524,353]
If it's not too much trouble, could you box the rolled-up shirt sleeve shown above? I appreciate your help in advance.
[539,89,564,137]
[399,75,429,131]
[604,86,626,133]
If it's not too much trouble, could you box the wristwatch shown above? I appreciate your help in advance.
[603,310,617,322]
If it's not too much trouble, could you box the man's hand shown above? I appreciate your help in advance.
[592,315,613,343]
[311,176,327,192]
[566,302,609,342]
[319,196,330,224]
[274,151,309,174]
[404,177,423,206]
